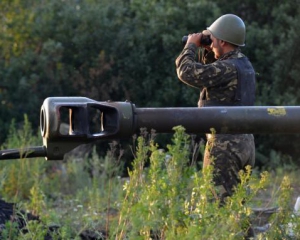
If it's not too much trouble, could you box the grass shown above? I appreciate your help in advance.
[0,118,299,239]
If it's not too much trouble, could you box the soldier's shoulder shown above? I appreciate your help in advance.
[237,52,246,58]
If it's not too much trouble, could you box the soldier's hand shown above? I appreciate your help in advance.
[186,33,202,47]
[186,32,212,51]
[201,30,212,51]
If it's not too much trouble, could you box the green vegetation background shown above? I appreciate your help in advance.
[0,0,300,165]
[1,120,299,239]
[0,1,300,238]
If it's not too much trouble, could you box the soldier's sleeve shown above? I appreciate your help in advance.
[175,44,233,88]
[202,50,216,64]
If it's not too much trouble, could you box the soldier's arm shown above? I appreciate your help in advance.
[175,44,225,88]
[200,49,216,64]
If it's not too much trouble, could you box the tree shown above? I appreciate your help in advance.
[0,0,300,167]
[0,0,220,141]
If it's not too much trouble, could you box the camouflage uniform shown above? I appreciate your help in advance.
[175,43,256,199]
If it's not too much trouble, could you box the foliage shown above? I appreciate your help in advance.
[0,0,212,170]
[114,126,300,239]
[0,1,299,236]
[0,0,299,165]
[0,0,215,132]
[0,115,46,200]
[0,122,300,239]
[0,221,19,240]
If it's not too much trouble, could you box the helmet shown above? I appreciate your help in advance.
[207,14,246,46]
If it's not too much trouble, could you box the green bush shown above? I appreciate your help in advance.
[0,0,300,167]
[0,121,299,239]
[0,115,46,201]
[115,126,300,239]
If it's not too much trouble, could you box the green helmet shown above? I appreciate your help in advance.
[207,14,246,46]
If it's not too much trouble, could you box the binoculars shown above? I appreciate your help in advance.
[182,34,212,46]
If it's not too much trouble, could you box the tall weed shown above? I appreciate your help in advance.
[0,120,299,239]
[0,115,46,201]
[115,126,299,239]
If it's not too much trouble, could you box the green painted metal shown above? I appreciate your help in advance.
[1,97,298,160]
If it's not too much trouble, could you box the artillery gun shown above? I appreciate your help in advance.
[0,96,299,160]
[1,96,300,237]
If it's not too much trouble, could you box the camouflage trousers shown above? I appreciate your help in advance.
[203,133,255,198]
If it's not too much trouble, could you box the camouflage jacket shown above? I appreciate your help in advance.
[175,43,251,106]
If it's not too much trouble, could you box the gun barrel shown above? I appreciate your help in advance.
[0,146,46,160]
[135,106,296,134]
[40,97,300,160]
[2,97,298,161]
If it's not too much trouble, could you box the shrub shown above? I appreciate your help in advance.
[1,122,299,239]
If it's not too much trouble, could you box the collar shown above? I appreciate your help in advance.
[218,48,241,61]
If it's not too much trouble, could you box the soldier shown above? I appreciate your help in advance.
[175,14,256,202]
